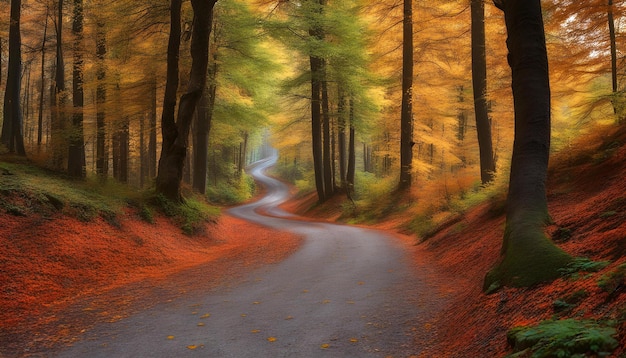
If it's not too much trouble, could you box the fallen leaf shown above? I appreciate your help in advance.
[349,338,358,343]
[251,329,261,333]
[197,322,205,327]
[241,314,247,317]
[285,316,294,320]
[187,345,197,350]
[322,299,331,304]
[267,337,277,342]
[346,300,355,304]
[200,313,211,319]
[321,343,330,349]
[302,289,309,293]
[358,281,364,285]
[253,301,261,304]
[167,335,175,340]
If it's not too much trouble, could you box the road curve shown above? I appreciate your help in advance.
[55,155,435,358]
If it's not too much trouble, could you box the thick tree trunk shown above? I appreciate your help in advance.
[156,0,217,202]
[337,92,347,189]
[68,0,85,178]
[51,0,67,169]
[471,0,496,184]
[95,19,107,178]
[1,0,26,155]
[608,0,620,117]
[399,0,414,190]
[484,0,572,291]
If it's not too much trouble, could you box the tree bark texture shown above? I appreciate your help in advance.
[192,58,217,194]
[156,0,217,202]
[471,0,496,185]
[51,0,67,169]
[484,0,572,291]
[399,0,413,190]
[309,27,326,202]
[95,18,107,178]
[1,0,26,155]
[68,0,86,178]
[321,65,333,197]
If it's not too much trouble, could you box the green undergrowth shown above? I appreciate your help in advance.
[0,158,220,234]
[506,319,619,357]
[206,174,256,205]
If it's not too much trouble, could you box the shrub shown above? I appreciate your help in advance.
[507,319,619,357]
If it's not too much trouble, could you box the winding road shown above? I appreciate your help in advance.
[55,155,437,357]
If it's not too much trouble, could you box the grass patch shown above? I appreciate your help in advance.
[206,174,256,205]
[507,319,619,357]
[151,192,220,235]
[559,258,610,279]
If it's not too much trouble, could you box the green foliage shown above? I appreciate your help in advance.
[597,263,626,293]
[559,258,610,278]
[0,160,131,221]
[206,174,256,205]
[506,319,619,357]
[553,290,588,313]
[349,172,401,221]
[152,192,220,236]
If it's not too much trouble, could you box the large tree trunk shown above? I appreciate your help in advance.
[471,0,496,185]
[68,0,85,177]
[399,0,413,190]
[95,18,107,178]
[337,91,347,189]
[1,0,26,155]
[484,0,572,291]
[156,0,217,202]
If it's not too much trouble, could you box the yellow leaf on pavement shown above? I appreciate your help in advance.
[321,343,330,349]
[167,335,175,340]
[187,345,197,350]
[267,337,277,342]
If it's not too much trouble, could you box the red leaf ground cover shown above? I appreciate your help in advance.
[0,209,301,355]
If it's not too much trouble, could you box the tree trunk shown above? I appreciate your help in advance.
[38,9,48,148]
[1,0,26,155]
[399,0,414,190]
[95,18,107,178]
[346,97,356,199]
[68,0,85,178]
[484,0,572,291]
[156,0,217,202]
[192,58,217,194]
[310,54,325,202]
[471,0,496,185]
[337,91,347,189]
[321,64,333,197]
[608,0,619,116]
[51,0,67,169]
[149,74,157,179]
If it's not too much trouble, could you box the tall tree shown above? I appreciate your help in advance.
[51,0,67,168]
[484,0,572,291]
[398,0,413,190]
[308,0,327,202]
[1,0,26,155]
[607,0,619,116]
[156,0,217,201]
[471,0,495,185]
[95,15,107,178]
[67,0,85,177]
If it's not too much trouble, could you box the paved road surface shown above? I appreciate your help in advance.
[54,155,435,357]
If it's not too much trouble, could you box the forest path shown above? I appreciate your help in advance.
[54,155,439,358]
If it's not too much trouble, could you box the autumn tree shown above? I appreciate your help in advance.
[471,0,495,184]
[398,0,413,190]
[156,0,217,201]
[484,0,572,291]
[67,0,85,177]
[1,0,26,155]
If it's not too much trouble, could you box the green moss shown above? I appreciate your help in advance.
[506,319,619,357]
[484,213,573,291]
[598,263,626,293]
[553,290,588,313]
[559,258,610,278]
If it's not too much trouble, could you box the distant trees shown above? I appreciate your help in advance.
[484,0,573,290]
[1,0,26,155]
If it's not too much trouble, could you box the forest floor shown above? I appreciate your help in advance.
[283,124,626,357]
[0,125,625,357]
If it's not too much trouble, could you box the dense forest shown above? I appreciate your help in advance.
[1,0,626,356]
